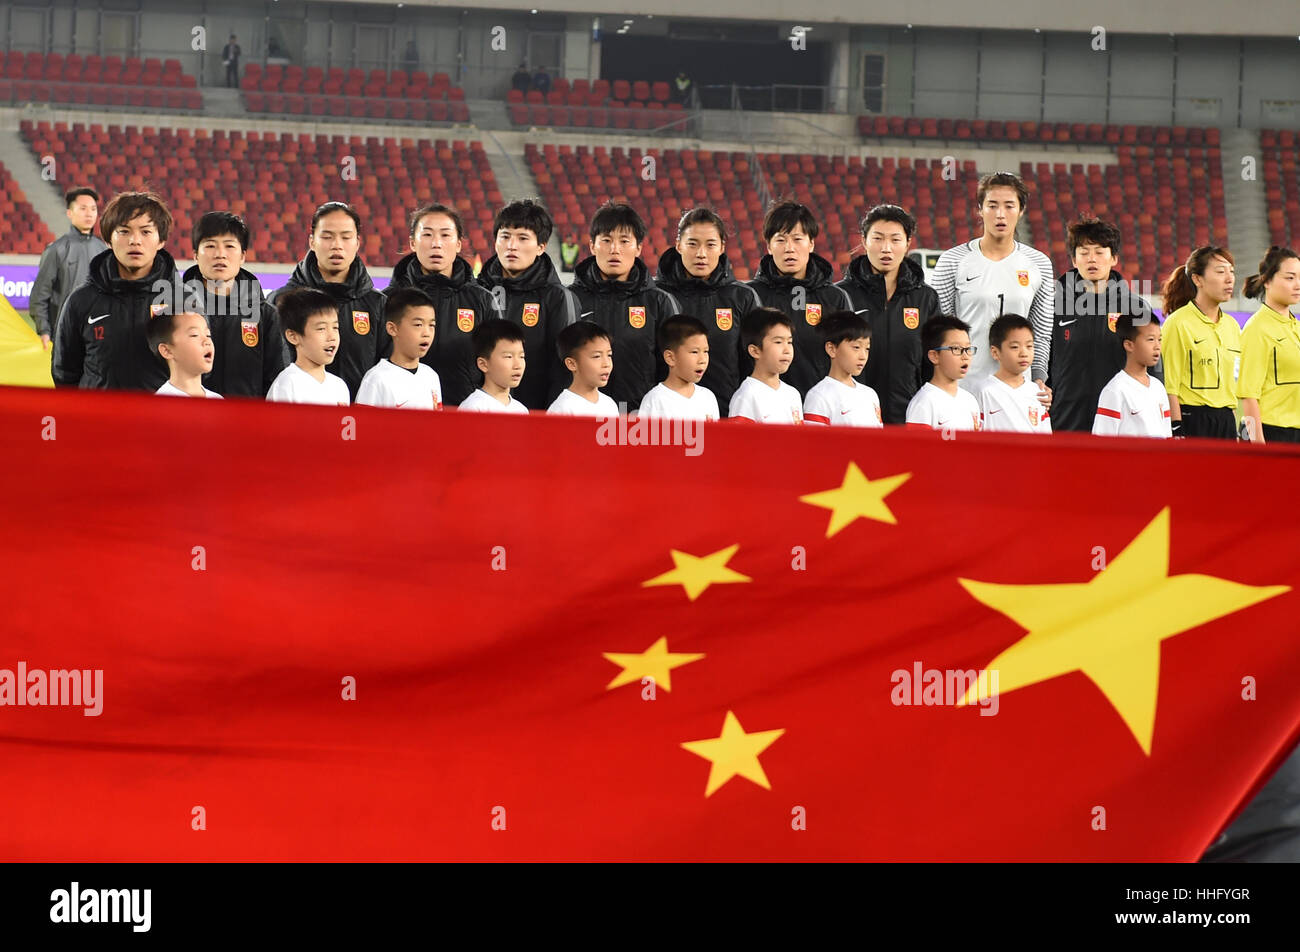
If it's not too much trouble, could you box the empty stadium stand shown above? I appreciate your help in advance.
[20,121,501,263]
[0,52,201,110]
[242,64,470,122]
[1261,129,1299,248]
[0,162,55,254]
[507,77,688,130]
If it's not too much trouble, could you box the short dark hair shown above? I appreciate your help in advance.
[557,320,610,361]
[1067,216,1122,257]
[408,202,465,241]
[921,314,970,355]
[311,201,362,233]
[762,199,819,242]
[146,309,206,357]
[989,314,1033,349]
[493,199,553,246]
[589,202,647,243]
[385,286,436,327]
[860,204,915,240]
[276,288,338,337]
[976,172,1029,210]
[676,206,728,244]
[100,189,173,243]
[741,306,793,353]
[1116,312,1160,343]
[821,310,871,346]
[472,317,525,361]
[192,211,250,254]
[658,314,709,353]
[65,186,99,208]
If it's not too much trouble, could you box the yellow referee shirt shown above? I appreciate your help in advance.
[1239,304,1300,429]
[1161,302,1242,408]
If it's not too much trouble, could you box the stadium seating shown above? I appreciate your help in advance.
[506,77,687,131]
[243,65,470,123]
[18,121,502,263]
[0,162,55,254]
[526,144,768,279]
[1261,129,1299,249]
[0,51,201,110]
[856,116,1221,150]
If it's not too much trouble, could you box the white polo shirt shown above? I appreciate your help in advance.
[905,382,982,431]
[459,389,529,414]
[547,388,620,418]
[803,376,883,428]
[266,363,350,406]
[636,382,720,421]
[971,374,1052,434]
[728,376,803,424]
[1093,370,1172,438]
[355,359,444,410]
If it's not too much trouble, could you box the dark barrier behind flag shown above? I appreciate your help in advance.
[1,385,1299,861]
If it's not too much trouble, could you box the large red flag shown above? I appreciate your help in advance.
[1,386,1298,860]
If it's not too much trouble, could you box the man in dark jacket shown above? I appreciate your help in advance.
[654,206,762,415]
[31,186,107,349]
[184,211,285,397]
[570,203,679,411]
[1048,217,1158,432]
[52,190,176,390]
[478,199,579,409]
[836,204,940,424]
[747,200,853,398]
[268,201,389,400]
[388,202,501,406]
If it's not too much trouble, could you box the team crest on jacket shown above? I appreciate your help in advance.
[241,320,259,347]
[715,308,733,331]
[805,303,822,326]
[1017,270,1030,287]
[903,307,920,329]
[522,303,540,327]
[150,304,167,316]
[628,306,646,329]
[1107,313,1120,332]
[353,311,371,335]
[457,308,475,333]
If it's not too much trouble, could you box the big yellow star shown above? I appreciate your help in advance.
[957,507,1289,755]
[681,710,785,797]
[641,544,751,601]
[799,462,911,537]
[603,637,705,692]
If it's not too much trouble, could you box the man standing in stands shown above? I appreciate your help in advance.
[836,204,941,424]
[559,233,580,274]
[30,186,106,351]
[269,201,389,400]
[221,34,241,88]
[51,190,178,390]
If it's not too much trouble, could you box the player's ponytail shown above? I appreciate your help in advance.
[1244,245,1300,300]
[1162,245,1234,314]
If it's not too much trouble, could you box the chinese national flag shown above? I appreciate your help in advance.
[2,385,1299,861]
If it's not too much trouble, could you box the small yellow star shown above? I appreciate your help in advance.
[799,462,911,537]
[602,637,705,692]
[957,507,1289,755]
[682,710,785,797]
[641,544,751,601]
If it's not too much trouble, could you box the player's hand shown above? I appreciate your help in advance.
[40,334,51,350]
[1035,381,1052,409]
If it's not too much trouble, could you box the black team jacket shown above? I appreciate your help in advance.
[478,252,580,410]
[653,247,762,415]
[747,252,854,398]
[835,254,940,425]
[387,253,501,407]
[569,256,680,411]
[182,265,285,397]
[51,247,176,390]
[268,252,390,401]
[1048,268,1158,432]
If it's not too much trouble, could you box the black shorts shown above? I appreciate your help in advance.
[1179,404,1236,440]
[1262,423,1300,444]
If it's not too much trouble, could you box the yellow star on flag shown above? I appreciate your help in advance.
[799,462,911,537]
[603,637,705,692]
[956,507,1289,755]
[681,710,785,797]
[642,544,751,601]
